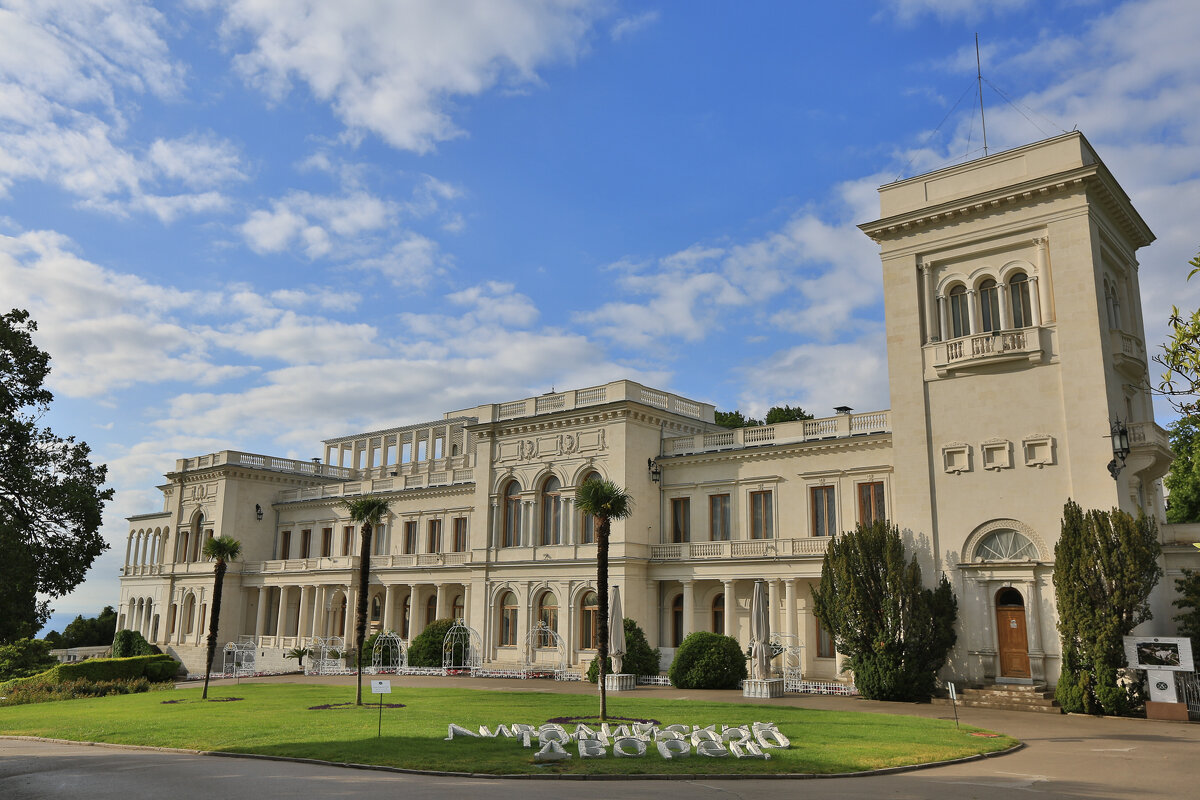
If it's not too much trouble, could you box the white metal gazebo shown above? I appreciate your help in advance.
[442,619,482,674]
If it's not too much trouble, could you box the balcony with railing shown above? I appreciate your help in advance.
[932,326,1045,376]
[275,454,475,502]
[1110,329,1147,378]
[175,451,354,480]
[662,411,890,456]
[1125,420,1173,483]
[242,551,472,575]
[481,380,714,423]
[649,537,831,561]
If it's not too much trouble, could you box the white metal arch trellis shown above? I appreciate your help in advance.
[306,635,345,675]
[368,630,406,674]
[221,637,256,677]
[770,632,803,683]
[442,619,482,673]
[523,621,567,678]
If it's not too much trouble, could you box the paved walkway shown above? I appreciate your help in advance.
[2,674,1197,799]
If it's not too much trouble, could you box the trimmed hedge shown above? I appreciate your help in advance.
[111,629,160,658]
[2,654,179,692]
[668,631,747,689]
[408,619,455,667]
[2,677,155,706]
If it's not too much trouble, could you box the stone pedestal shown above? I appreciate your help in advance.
[604,673,636,691]
[1145,701,1189,722]
[743,678,784,698]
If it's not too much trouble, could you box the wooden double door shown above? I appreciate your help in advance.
[996,588,1030,679]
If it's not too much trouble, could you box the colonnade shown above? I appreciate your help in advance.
[123,527,169,574]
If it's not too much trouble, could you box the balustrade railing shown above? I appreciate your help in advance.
[665,411,890,456]
[649,537,831,561]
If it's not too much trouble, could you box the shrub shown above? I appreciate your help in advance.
[111,629,160,658]
[3,654,178,692]
[668,632,747,689]
[586,618,661,681]
[1,677,156,706]
[0,638,58,681]
[407,619,455,667]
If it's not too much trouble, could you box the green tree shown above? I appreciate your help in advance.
[0,309,112,644]
[1157,251,1200,414]
[585,618,661,681]
[1164,414,1200,523]
[1172,569,1200,657]
[812,519,957,701]
[1053,500,1162,715]
[201,535,242,700]
[574,478,633,721]
[713,410,762,429]
[407,618,455,667]
[59,606,118,648]
[763,404,814,424]
[667,631,747,689]
[0,638,57,681]
[343,496,391,705]
[111,629,158,657]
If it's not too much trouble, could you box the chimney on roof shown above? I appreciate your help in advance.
[834,406,853,415]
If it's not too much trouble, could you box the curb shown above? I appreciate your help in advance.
[0,735,1024,781]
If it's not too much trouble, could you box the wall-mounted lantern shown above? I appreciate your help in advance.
[647,458,662,483]
[255,503,264,521]
[1107,418,1131,480]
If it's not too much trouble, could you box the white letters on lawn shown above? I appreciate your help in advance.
[446,721,788,760]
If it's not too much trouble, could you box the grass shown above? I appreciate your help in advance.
[0,682,1018,775]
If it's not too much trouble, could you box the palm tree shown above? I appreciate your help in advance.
[574,478,633,721]
[201,535,243,700]
[343,496,391,705]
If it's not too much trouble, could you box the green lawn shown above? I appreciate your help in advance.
[0,683,1017,775]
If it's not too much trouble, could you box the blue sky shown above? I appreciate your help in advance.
[5,0,1198,632]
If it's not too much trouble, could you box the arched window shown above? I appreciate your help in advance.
[580,591,598,649]
[1009,272,1033,328]
[452,594,463,621]
[425,595,437,626]
[541,476,562,545]
[711,593,724,634]
[370,596,382,623]
[979,279,1000,333]
[671,594,684,647]
[503,480,522,547]
[949,285,970,338]
[976,529,1039,561]
[996,587,1024,607]
[579,471,601,544]
[499,591,518,646]
[537,591,558,632]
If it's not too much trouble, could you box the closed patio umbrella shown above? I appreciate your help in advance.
[750,580,770,680]
[610,585,627,674]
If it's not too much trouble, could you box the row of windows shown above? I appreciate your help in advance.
[945,272,1035,338]
[667,482,886,542]
[502,471,602,547]
[278,518,469,559]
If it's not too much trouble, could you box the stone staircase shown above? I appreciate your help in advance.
[935,683,1061,714]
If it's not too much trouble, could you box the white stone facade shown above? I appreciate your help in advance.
[117,132,1200,685]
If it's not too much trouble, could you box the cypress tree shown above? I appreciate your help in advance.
[1053,500,1162,715]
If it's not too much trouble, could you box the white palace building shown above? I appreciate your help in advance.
[116,133,1200,686]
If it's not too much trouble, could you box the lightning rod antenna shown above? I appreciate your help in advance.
[976,33,988,156]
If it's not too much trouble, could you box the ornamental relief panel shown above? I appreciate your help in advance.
[497,429,606,462]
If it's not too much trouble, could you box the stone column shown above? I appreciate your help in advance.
[722,579,735,637]
[797,590,815,676]
[682,580,695,639]
[938,295,949,342]
[175,596,186,645]
[310,586,325,637]
[997,282,1011,330]
[383,584,395,631]
[463,582,472,626]
[1028,276,1042,326]
[343,584,355,641]
[784,578,798,640]
[523,500,534,547]
[644,580,659,648]
[1034,237,1053,323]
[296,586,310,640]
[409,585,424,636]
[920,263,937,343]
[275,587,288,640]
[967,289,979,334]
[124,532,134,570]
[768,579,781,640]
[436,583,447,620]
[254,587,268,639]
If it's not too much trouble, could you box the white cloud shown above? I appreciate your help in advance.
[147,134,247,188]
[736,337,891,421]
[610,10,659,41]
[212,0,604,153]
[240,190,394,256]
[881,0,1033,23]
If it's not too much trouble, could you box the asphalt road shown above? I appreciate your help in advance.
[2,676,1197,799]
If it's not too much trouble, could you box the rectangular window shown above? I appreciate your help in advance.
[749,491,773,539]
[710,494,730,541]
[404,521,418,554]
[374,525,387,556]
[417,440,428,462]
[342,526,353,556]
[858,481,886,525]
[401,442,412,463]
[300,529,311,558]
[452,518,468,552]
[279,531,291,559]
[811,486,836,537]
[427,519,442,553]
[321,528,332,557]
[816,618,836,659]
[434,437,443,459]
[671,498,690,543]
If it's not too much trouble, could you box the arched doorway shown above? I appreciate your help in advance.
[995,587,1030,679]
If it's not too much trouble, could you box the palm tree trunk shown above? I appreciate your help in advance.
[202,560,227,700]
[597,517,610,722]
[355,523,373,706]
